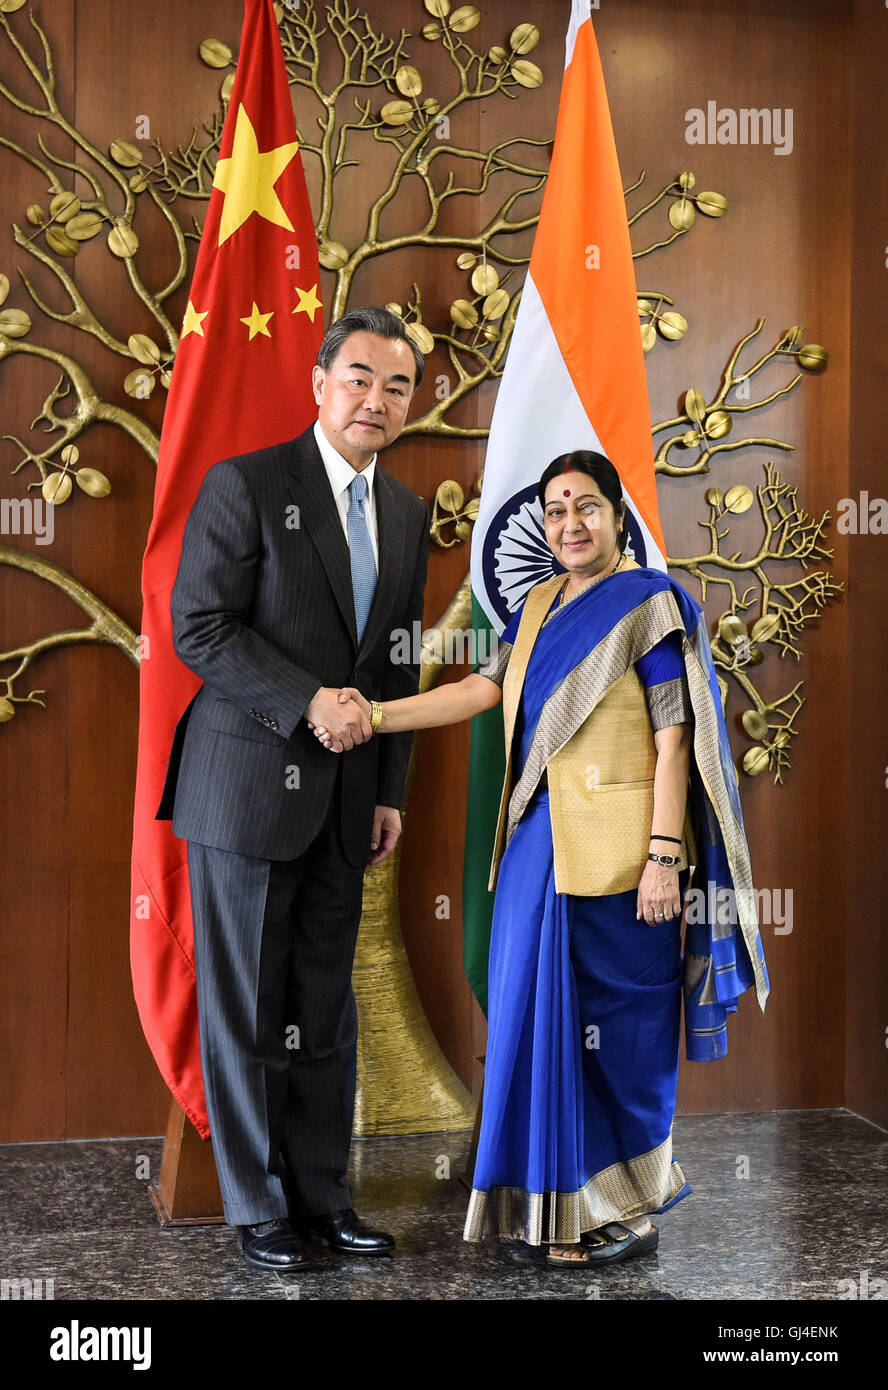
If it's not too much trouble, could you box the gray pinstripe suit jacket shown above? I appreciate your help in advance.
[156,423,430,865]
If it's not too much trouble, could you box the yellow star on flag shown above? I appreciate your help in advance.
[212,104,300,248]
[181,300,208,339]
[292,283,323,323]
[240,302,274,340]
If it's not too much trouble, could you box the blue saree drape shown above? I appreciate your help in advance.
[463,566,770,1246]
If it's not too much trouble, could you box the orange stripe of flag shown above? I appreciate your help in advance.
[530,16,664,555]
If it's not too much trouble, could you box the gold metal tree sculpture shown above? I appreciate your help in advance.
[0,0,844,1144]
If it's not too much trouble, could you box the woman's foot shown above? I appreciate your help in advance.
[613,1214,651,1236]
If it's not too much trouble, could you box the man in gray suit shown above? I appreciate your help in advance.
[157,306,430,1271]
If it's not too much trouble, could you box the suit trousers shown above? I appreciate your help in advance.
[186,761,367,1227]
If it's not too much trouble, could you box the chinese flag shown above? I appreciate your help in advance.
[130,0,323,1137]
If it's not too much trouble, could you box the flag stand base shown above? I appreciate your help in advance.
[148,1098,224,1226]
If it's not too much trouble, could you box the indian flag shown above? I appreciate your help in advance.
[463,0,667,1009]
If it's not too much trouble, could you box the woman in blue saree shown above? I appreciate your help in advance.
[310,450,770,1268]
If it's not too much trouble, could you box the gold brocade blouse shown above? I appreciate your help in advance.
[476,562,695,897]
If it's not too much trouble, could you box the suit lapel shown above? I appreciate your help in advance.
[287,429,357,645]
[286,426,406,656]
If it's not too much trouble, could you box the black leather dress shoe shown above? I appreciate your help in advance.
[237,1219,320,1271]
[304,1208,395,1256]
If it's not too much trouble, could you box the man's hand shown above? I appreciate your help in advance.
[369,805,401,866]
[307,686,373,751]
[304,687,371,752]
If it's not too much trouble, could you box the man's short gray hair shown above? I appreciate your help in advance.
[315,306,425,389]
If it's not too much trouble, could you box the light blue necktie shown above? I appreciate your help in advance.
[347,472,377,644]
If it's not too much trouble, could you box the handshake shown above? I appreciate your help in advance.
[304,686,374,753]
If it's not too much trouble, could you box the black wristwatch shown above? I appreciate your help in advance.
[648,852,681,867]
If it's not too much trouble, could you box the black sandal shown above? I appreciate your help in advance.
[579,1222,659,1264]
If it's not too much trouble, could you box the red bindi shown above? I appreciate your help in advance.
[563,488,571,496]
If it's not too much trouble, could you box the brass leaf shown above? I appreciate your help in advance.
[128,332,161,365]
[25,204,44,226]
[640,322,656,353]
[75,467,112,499]
[684,388,706,424]
[436,480,464,511]
[509,23,540,54]
[405,321,435,354]
[482,324,499,342]
[124,367,155,398]
[43,472,73,505]
[658,310,687,340]
[703,409,732,439]
[678,171,696,190]
[129,171,149,193]
[221,72,235,103]
[705,487,724,507]
[482,287,509,320]
[422,23,443,40]
[380,99,414,126]
[456,251,477,270]
[49,191,80,223]
[0,696,15,722]
[750,612,781,644]
[510,58,543,89]
[423,0,450,15]
[199,39,232,69]
[0,273,7,307]
[724,484,753,514]
[798,343,828,372]
[742,710,769,740]
[45,225,79,257]
[109,139,142,169]
[668,198,696,231]
[454,519,472,540]
[471,262,499,295]
[742,747,769,777]
[0,307,31,338]
[464,497,480,519]
[450,6,481,33]
[395,65,423,98]
[0,0,27,13]
[66,212,104,241]
[60,444,80,466]
[108,220,139,258]
[159,370,172,390]
[450,298,478,329]
[317,239,349,269]
[696,190,728,217]
[384,302,403,316]
[718,613,748,645]
[487,45,508,63]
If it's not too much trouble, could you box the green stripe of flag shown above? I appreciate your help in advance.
[461,591,506,1016]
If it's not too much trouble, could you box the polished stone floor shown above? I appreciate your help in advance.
[1,1108,885,1301]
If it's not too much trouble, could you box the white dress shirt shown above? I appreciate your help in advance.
[313,419,379,571]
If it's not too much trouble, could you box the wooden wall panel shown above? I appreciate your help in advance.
[846,0,888,1129]
[0,0,880,1140]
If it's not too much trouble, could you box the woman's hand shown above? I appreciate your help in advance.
[636,859,682,924]
[337,686,371,720]
[308,686,372,752]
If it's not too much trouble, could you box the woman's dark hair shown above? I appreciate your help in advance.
[536,450,629,552]
[316,306,425,389]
